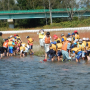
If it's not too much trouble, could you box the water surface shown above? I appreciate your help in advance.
[0,56,90,90]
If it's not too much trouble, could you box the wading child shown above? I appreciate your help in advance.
[20,44,25,58]
[8,39,15,56]
[47,41,57,61]
[77,39,85,60]
[3,39,9,57]
[61,33,67,43]
[71,43,82,63]
[56,40,62,61]
[26,36,34,55]
[53,35,61,43]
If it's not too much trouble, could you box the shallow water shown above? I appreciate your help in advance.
[0,56,90,90]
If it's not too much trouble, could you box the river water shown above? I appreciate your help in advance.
[0,56,90,90]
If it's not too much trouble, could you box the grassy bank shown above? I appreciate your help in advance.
[33,45,45,56]
[0,17,90,31]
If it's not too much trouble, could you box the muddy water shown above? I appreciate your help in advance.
[0,56,90,90]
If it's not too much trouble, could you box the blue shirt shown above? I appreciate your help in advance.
[61,38,64,42]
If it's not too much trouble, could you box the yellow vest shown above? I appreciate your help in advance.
[16,36,21,39]
[75,34,79,39]
[8,39,11,42]
[62,36,67,42]
[57,43,62,50]
[78,43,85,51]
[71,47,80,54]
[28,38,33,44]
[22,42,26,47]
[8,41,14,47]
[50,44,56,51]
[20,46,25,51]
[11,38,15,40]
[83,41,86,47]
[39,33,45,39]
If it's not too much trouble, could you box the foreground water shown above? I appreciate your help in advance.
[0,56,90,90]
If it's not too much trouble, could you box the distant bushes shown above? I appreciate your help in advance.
[43,17,90,28]
[0,17,90,30]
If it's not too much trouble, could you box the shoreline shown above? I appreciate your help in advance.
[1,26,90,34]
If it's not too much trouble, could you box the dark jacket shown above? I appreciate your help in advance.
[0,36,4,47]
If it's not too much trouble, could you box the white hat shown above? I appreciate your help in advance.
[86,38,89,41]
[79,39,82,42]
[10,35,13,38]
[82,38,86,41]
[67,38,72,41]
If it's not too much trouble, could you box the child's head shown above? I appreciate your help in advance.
[79,39,82,44]
[74,30,78,34]
[66,33,71,38]
[26,36,30,39]
[57,40,60,43]
[53,35,58,40]
[5,39,8,42]
[73,43,77,47]
[16,34,19,36]
[61,33,64,37]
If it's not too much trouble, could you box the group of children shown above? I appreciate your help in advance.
[0,29,90,63]
[0,33,34,58]
[38,29,90,63]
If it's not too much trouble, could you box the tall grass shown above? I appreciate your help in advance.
[33,45,45,56]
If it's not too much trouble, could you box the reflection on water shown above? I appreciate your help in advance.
[0,56,90,90]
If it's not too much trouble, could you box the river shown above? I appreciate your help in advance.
[0,56,90,90]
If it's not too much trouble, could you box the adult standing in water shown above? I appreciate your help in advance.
[43,32,52,61]
[37,29,45,48]
[0,32,4,59]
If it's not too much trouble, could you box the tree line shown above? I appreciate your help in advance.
[0,0,90,28]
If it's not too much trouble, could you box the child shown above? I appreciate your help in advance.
[26,36,34,55]
[24,44,29,56]
[61,33,67,43]
[8,39,15,56]
[56,40,62,61]
[77,39,85,60]
[47,41,57,61]
[20,44,25,58]
[3,39,9,57]
[53,35,61,43]
[71,43,82,63]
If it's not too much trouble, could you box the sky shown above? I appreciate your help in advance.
[14,0,17,4]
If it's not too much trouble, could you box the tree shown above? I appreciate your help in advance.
[0,0,19,10]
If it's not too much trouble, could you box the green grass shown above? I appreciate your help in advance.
[33,45,45,56]
[43,18,90,29]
